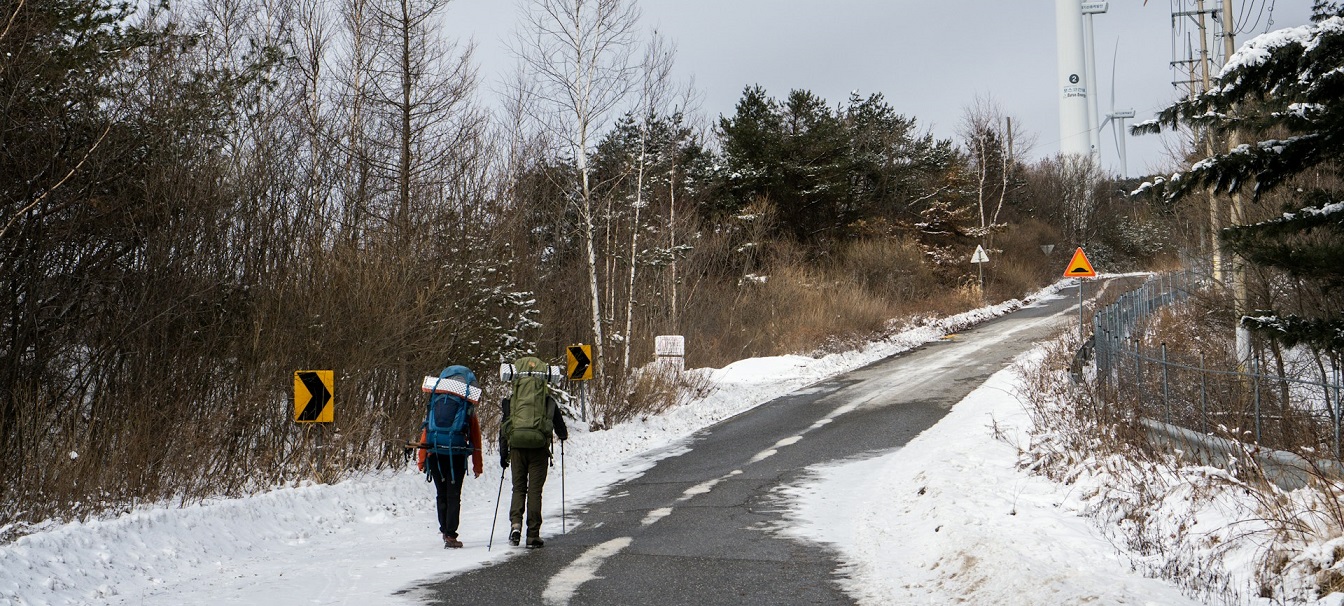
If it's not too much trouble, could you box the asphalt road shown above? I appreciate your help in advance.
[404,286,1082,606]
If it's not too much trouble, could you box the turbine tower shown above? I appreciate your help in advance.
[1081,2,1109,164]
[1055,0,1091,158]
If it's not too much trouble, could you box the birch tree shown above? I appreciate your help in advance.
[958,95,1032,249]
[617,31,676,372]
[333,0,378,243]
[293,0,334,245]
[514,0,641,379]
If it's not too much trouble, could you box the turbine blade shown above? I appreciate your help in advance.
[1110,39,1120,111]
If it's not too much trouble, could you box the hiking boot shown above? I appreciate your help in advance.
[525,537,544,549]
[508,526,521,547]
[443,534,463,549]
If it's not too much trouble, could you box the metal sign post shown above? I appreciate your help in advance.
[294,370,334,477]
[566,344,594,421]
[1063,248,1098,345]
[970,245,990,300]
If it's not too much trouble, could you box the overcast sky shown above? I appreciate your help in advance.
[438,1,1314,178]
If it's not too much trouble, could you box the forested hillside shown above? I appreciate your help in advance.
[0,0,1185,536]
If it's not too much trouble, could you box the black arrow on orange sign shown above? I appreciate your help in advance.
[297,371,331,421]
[568,346,591,380]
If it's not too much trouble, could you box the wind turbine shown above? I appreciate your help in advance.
[1099,40,1136,178]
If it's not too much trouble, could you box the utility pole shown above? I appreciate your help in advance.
[1221,0,1251,365]
[1195,0,1224,287]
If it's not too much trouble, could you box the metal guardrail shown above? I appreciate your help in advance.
[1088,270,1344,482]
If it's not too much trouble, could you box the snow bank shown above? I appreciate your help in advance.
[781,351,1204,605]
[0,283,1057,606]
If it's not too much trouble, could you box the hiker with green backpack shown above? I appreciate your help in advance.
[498,356,568,549]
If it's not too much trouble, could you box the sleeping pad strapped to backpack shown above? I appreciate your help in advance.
[425,365,476,456]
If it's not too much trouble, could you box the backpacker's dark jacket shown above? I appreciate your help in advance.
[498,396,568,460]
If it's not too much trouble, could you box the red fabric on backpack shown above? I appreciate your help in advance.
[416,425,482,477]
[416,428,428,471]
[467,416,483,477]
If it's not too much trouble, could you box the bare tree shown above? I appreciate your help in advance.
[958,95,1034,249]
[333,0,379,243]
[513,0,641,379]
[293,0,335,246]
[1045,153,1102,245]
[364,0,477,242]
[617,31,676,372]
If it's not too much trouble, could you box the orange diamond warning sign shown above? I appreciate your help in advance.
[1063,247,1097,278]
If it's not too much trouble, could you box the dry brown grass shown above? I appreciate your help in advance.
[584,366,715,430]
[676,233,1062,368]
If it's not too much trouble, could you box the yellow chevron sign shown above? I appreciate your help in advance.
[294,370,334,423]
[566,344,593,381]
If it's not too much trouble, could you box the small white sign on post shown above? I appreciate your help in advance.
[1081,1,1109,14]
[970,245,990,264]
[654,335,685,374]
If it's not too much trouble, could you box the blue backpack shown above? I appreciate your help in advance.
[424,365,477,456]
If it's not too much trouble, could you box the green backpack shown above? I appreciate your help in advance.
[504,356,555,449]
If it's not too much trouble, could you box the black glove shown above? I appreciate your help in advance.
[500,454,509,470]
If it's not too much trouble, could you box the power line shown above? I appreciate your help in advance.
[1236,0,1270,36]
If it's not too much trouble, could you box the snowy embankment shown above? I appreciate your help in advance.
[781,350,1204,605]
[0,279,1225,606]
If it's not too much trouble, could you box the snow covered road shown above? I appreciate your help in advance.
[1,279,1204,605]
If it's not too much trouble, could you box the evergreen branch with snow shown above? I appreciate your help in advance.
[1134,12,1344,201]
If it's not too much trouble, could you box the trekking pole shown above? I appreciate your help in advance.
[487,468,505,551]
[560,439,566,534]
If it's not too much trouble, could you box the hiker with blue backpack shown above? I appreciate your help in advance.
[414,365,484,549]
[498,356,568,549]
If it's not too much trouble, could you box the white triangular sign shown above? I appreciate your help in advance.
[970,245,989,264]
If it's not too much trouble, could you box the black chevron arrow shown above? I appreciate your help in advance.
[297,371,331,421]
[568,346,591,380]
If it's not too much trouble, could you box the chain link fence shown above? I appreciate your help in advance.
[1092,271,1344,465]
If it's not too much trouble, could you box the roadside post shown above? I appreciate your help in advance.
[1063,247,1097,344]
[293,370,334,473]
[562,344,594,537]
[654,335,685,374]
[566,344,594,421]
[970,245,990,301]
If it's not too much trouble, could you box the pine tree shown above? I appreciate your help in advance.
[1134,6,1344,352]
[714,87,956,244]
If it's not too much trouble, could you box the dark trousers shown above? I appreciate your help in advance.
[508,447,549,538]
[427,453,468,537]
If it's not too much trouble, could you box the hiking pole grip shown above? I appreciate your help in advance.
[488,468,505,551]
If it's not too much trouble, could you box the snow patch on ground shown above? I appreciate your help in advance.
[780,351,1203,605]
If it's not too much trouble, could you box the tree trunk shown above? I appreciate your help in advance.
[398,0,412,238]
[668,163,678,333]
[622,130,647,373]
